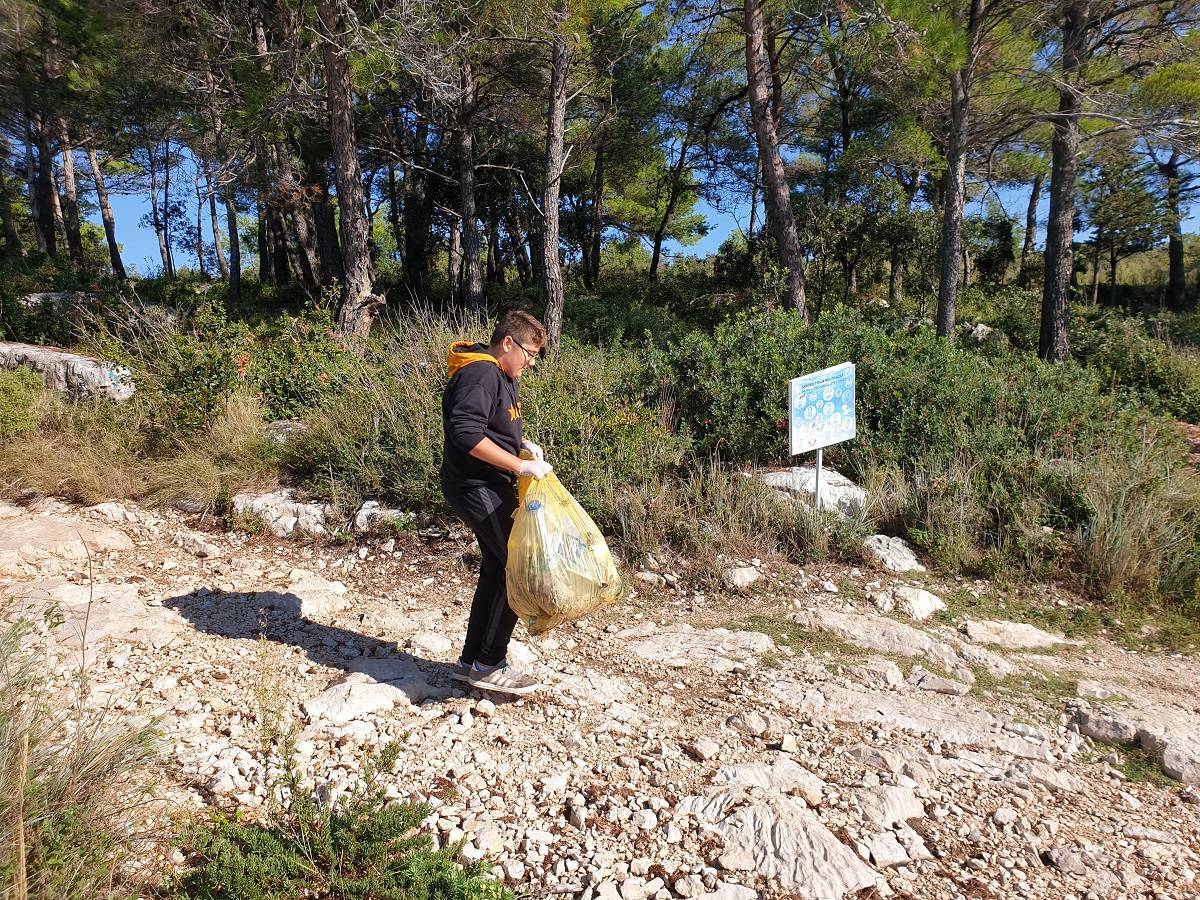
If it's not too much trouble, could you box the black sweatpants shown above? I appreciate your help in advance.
[441,476,519,667]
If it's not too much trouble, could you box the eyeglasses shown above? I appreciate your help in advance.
[512,338,541,366]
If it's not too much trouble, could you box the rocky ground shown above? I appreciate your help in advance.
[2,496,1199,900]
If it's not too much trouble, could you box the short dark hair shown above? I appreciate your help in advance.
[490,311,547,351]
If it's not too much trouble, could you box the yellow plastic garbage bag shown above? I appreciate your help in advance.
[507,457,623,636]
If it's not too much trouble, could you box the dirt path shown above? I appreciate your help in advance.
[3,496,1198,899]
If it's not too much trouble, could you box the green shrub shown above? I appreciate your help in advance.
[172,797,509,900]
[284,308,690,521]
[169,726,510,899]
[1070,313,1200,421]
[0,368,44,439]
[81,295,356,432]
[659,306,1200,601]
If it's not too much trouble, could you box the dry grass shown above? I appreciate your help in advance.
[146,391,280,510]
[0,616,160,898]
[0,393,148,503]
[609,457,858,581]
[0,388,279,512]
[1072,435,1200,603]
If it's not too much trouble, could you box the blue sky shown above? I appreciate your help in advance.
[96,176,1198,278]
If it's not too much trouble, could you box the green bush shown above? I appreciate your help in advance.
[82,296,356,433]
[1070,313,1200,421]
[172,797,509,900]
[658,306,1200,600]
[0,368,44,439]
[283,308,690,522]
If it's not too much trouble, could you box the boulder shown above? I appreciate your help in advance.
[353,500,414,533]
[892,586,946,621]
[231,489,331,538]
[678,790,882,897]
[721,566,761,590]
[0,341,133,400]
[758,466,867,519]
[862,535,926,573]
[964,619,1067,650]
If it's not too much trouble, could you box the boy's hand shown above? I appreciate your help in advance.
[521,439,545,461]
[519,459,553,480]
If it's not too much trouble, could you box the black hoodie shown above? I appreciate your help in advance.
[440,341,523,492]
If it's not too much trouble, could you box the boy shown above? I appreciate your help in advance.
[441,310,552,695]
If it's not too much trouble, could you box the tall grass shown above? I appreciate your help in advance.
[0,387,277,511]
[0,619,159,898]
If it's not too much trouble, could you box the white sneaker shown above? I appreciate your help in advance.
[467,663,540,696]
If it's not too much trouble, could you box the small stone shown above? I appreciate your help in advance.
[688,738,721,760]
[722,567,761,590]
[993,807,1019,827]
[726,711,769,738]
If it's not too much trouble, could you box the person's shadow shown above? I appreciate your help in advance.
[162,586,464,707]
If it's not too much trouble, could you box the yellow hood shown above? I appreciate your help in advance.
[446,340,500,378]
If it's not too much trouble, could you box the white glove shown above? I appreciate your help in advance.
[518,459,553,480]
[521,439,545,461]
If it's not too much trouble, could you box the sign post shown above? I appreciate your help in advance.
[788,362,856,508]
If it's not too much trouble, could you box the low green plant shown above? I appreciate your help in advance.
[0,368,44,439]
[1114,744,1176,787]
[167,644,511,900]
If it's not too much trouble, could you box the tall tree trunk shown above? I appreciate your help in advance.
[225,195,241,299]
[148,146,172,276]
[319,0,380,338]
[363,166,379,263]
[509,213,531,286]
[458,63,483,309]
[936,0,982,338]
[1019,172,1043,285]
[299,139,343,289]
[744,0,806,318]
[748,149,761,237]
[194,172,206,276]
[203,161,229,280]
[1040,1,1089,363]
[403,119,431,297]
[649,142,690,277]
[541,16,569,352]
[448,220,462,293]
[57,120,83,263]
[585,144,604,287]
[163,139,177,278]
[888,246,904,305]
[1089,244,1100,305]
[33,115,57,257]
[204,65,239,301]
[256,192,272,284]
[272,144,317,294]
[387,162,402,263]
[23,115,46,253]
[485,209,499,283]
[1108,246,1118,304]
[84,144,123,277]
[1160,155,1186,310]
